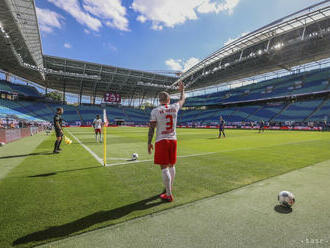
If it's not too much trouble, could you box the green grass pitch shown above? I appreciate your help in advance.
[0,127,330,247]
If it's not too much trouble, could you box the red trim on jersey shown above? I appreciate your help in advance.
[154,139,177,165]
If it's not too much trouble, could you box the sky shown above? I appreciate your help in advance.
[35,0,319,74]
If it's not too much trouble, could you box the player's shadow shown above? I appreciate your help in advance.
[274,205,292,214]
[13,194,164,246]
[28,166,100,178]
[0,152,53,160]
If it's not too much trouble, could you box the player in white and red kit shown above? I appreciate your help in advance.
[148,81,185,202]
[93,115,103,143]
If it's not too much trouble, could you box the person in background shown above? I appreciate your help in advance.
[53,108,64,154]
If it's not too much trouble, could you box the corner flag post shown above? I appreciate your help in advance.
[103,108,108,166]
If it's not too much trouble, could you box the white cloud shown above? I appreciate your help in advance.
[64,43,72,48]
[165,57,200,72]
[48,0,102,31]
[183,57,201,71]
[137,15,147,23]
[224,31,248,46]
[197,0,240,14]
[132,0,240,30]
[83,29,91,34]
[36,7,64,33]
[165,59,183,71]
[83,0,129,31]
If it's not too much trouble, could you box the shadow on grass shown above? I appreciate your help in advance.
[274,205,293,214]
[28,166,101,178]
[0,152,53,160]
[13,194,165,246]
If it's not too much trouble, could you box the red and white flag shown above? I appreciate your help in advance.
[103,109,108,127]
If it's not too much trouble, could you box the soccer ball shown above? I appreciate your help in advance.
[0,142,5,147]
[132,153,138,160]
[278,191,295,208]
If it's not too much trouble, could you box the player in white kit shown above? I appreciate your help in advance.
[93,115,103,143]
[148,81,185,202]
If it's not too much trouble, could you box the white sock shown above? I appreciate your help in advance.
[162,168,172,196]
[95,134,97,142]
[169,166,176,188]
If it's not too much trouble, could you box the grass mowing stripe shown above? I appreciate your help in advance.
[106,152,217,167]
[67,130,104,166]
[0,128,329,248]
[0,133,48,181]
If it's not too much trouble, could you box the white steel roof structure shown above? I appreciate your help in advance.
[174,0,330,90]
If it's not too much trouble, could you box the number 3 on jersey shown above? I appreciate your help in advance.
[166,115,173,130]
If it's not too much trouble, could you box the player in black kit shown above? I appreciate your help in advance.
[53,107,64,153]
[218,116,226,138]
[259,120,265,133]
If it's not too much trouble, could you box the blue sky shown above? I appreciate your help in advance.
[35,0,318,73]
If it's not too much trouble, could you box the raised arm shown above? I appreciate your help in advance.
[178,81,185,108]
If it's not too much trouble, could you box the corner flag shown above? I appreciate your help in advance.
[103,108,108,166]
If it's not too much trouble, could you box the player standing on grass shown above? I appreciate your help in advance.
[148,81,185,202]
[93,115,103,143]
[53,107,64,154]
[259,120,265,133]
[218,115,226,138]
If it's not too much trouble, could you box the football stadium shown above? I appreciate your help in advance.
[1,0,330,247]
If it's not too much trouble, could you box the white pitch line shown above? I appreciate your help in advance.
[109,158,132,161]
[67,130,104,166]
[105,152,216,167]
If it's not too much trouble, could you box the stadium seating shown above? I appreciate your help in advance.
[184,67,330,107]
[0,80,13,92]
[0,99,44,121]
[0,66,329,125]
[274,100,322,122]
[0,80,41,97]
[308,98,330,121]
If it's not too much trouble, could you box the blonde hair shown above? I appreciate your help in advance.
[159,91,170,103]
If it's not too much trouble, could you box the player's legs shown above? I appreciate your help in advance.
[155,140,174,201]
[53,130,62,153]
[57,135,63,150]
[222,130,226,137]
[160,164,172,196]
[169,164,176,189]
[168,140,177,192]
[218,129,221,138]
[95,129,101,142]
[94,129,98,142]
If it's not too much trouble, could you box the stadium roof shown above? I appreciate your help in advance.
[42,55,176,98]
[0,0,330,100]
[174,0,330,90]
[0,0,177,99]
[0,0,43,81]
